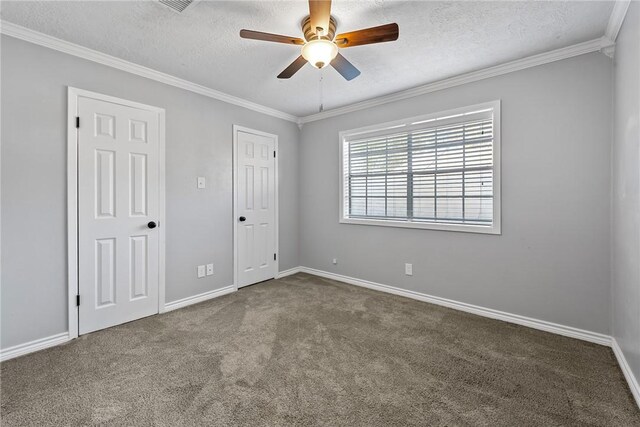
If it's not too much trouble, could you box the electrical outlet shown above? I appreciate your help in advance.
[206,263,214,276]
[197,176,206,189]
[197,265,206,278]
[332,258,338,265]
[405,263,413,276]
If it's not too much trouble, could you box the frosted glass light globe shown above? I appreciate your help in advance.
[301,39,338,69]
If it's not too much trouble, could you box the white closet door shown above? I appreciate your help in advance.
[235,129,277,288]
[77,96,160,334]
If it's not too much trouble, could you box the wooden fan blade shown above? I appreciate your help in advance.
[240,29,305,45]
[309,0,332,37]
[335,23,399,48]
[277,56,308,79]
[331,53,360,81]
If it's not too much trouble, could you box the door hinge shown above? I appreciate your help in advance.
[76,116,80,128]
[76,295,80,306]
[274,150,276,158]
[274,253,277,261]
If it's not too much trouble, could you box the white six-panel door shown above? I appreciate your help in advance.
[235,127,278,288]
[77,95,161,334]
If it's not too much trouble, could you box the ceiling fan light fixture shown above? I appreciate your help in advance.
[301,39,338,69]
[240,0,399,80]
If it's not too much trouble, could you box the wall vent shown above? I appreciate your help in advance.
[158,0,194,13]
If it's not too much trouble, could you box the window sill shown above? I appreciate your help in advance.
[339,217,501,235]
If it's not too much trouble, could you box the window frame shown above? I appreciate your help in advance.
[338,100,501,235]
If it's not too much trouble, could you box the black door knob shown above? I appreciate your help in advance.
[147,221,157,229]
[239,216,246,222]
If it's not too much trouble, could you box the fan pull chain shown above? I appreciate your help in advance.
[319,70,324,113]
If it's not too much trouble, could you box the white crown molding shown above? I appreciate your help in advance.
[0,332,71,362]
[601,43,616,59]
[298,266,612,346]
[0,20,299,124]
[605,0,631,42]
[0,7,625,127]
[299,37,612,123]
[612,338,640,409]
[164,285,235,312]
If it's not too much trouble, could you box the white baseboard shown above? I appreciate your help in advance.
[298,266,612,347]
[301,263,640,408]
[3,269,635,409]
[276,267,302,279]
[163,285,236,312]
[0,332,71,362]
[612,338,640,409]
[2,285,237,362]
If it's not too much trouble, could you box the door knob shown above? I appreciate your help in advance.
[239,216,246,222]
[147,221,157,229]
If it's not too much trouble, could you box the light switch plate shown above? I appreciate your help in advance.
[206,263,214,276]
[405,263,413,276]
[197,176,206,189]
[197,265,206,278]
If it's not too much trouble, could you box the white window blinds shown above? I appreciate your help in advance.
[341,104,499,231]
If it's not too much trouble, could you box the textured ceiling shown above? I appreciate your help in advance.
[1,1,613,117]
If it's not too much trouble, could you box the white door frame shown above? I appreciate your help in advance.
[232,125,279,290]
[67,87,166,339]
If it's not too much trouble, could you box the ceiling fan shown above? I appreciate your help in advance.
[240,0,399,81]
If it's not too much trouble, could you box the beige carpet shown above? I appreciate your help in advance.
[1,273,639,426]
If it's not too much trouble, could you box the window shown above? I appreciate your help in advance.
[339,101,501,234]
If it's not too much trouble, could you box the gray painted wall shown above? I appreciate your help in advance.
[299,52,612,334]
[612,2,640,389]
[1,35,300,349]
[0,33,621,355]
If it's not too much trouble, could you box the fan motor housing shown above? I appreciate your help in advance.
[301,15,337,42]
